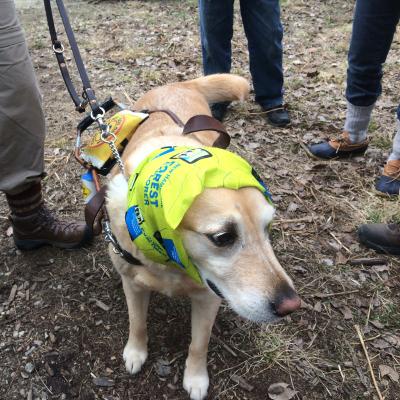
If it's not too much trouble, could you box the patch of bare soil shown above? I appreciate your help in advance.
[1,0,400,399]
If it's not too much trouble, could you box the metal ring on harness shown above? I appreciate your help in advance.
[100,129,117,145]
[52,43,65,53]
[90,107,105,121]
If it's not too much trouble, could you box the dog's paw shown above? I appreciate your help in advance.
[183,370,209,400]
[123,343,147,374]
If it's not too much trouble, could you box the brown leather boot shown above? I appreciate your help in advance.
[6,182,92,250]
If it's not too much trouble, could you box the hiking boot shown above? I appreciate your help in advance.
[6,182,91,250]
[210,102,230,122]
[358,223,400,255]
[264,106,291,127]
[307,131,369,160]
[375,160,400,195]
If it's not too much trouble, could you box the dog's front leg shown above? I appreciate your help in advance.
[183,292,221,400]
[121,277,151,375]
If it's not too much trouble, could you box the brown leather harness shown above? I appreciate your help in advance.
[147,110,231,149]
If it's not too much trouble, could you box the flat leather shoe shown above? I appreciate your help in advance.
[307,131,369,160]
[375,160,400,195]
[358,223,400,255]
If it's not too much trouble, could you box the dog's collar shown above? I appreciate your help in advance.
[103,219,143,265]
[125,146,273,284]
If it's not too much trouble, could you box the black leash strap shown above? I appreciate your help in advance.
[43,0,100,115]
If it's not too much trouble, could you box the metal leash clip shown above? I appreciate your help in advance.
[103,220,123,255]
[98,121,126,176]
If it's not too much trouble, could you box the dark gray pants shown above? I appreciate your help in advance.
[0,0,45,194]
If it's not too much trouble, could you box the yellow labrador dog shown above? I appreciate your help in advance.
[106,74,300,400]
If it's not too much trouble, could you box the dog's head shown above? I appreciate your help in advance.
[122,145,300,322]
[179,186,300,323]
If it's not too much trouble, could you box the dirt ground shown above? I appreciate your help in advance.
[1,0,400,399]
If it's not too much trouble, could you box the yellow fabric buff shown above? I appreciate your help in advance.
[125,146,273,284]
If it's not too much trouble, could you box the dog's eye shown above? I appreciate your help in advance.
[207,231,237,247]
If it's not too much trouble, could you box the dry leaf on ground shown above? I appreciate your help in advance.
[268,382,298,400]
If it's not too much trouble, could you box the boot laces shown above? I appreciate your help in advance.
[37,206,77,232]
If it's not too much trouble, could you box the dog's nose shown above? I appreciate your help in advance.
[272,285,301,317]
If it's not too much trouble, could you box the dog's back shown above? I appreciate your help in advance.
[120,74,250,166]
[132,73,249,130]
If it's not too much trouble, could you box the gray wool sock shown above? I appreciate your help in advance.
[344,101,375,143]
[388,120,400,161]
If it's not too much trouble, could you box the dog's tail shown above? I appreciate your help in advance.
[179,73,250,104]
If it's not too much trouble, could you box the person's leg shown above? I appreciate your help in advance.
[198,0,234,121]
[376,121,400,194]
[0,0,45,193]
[308,0,400,159]
[0,0,90,249]
[345,0,400,143]
[198,0,234,76]
[388,121,400,161]
[239,0,289,127]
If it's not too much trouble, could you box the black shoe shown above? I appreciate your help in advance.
[211,102,230,122]
[264,106,290,127]
[358,223,400,255]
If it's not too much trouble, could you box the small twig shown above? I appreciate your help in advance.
[363,334,381,343]
[309,186,319,202]
[122,89,135,108]
[365,291,376,328]
[354,324,384,400]
[329,231,351,254]
[298,140,312,155]
[246,107,285,116]
[230,374,254,391]
[338,364,345,382]
[275,216,314,224]
[36,374,54,395]
[349,258,387,266]
[280,225,287,250]
[211,334,237,357]
[305,289,359,299]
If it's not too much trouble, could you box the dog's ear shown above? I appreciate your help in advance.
[163,177,203,229]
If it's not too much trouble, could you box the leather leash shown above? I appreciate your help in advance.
[43,0,100,115]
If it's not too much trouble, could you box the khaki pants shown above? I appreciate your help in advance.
[0,0,45,194]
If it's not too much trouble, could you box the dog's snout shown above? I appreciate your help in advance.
[272,285,301,317]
